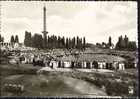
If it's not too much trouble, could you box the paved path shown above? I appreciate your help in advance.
[38,67,114,73]
[62,76,107,96]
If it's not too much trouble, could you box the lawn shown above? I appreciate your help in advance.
[1,74,107,97]
[0,62,138,97]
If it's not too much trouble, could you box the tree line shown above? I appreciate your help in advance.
[24,31,86,50]
[115,35,137,51]
[10,35,19,43]
[96,35,137,51]
[3,32,137,51]
[1,34,19,44]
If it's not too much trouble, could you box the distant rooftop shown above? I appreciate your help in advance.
[57,54,125,63]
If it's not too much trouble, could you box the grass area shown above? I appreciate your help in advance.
[0,63,138,97]
[1,74,106,96]
[40,69,138,97]
[0,64,41,76]
[0,63,106,96]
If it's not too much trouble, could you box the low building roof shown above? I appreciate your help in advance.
[57,55,76,62]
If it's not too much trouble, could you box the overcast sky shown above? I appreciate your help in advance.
[1,1,137,45]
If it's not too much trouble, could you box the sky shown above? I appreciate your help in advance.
[0,1,138,45]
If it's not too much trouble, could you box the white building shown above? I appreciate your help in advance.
[49,60,58,69]
[118,62,125,70]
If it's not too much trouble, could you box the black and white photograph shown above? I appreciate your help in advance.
[0,1,138,98]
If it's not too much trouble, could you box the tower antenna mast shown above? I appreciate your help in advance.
[42,3,48,35]
[42,3,48,48]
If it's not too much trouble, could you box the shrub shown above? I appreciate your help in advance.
[105,81,128,96]
[40,81,48,88]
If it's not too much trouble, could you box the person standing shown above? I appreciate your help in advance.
[33,57,36,66]
[15,57,20,67]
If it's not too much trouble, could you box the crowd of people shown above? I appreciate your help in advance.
[8,50,58,68]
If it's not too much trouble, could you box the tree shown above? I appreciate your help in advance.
[61,36,65,48]
[57,36,61,48]
[1,37,4,42]
[115,35,136,51]
[0,34,1,42]
[76,36,79,49]
[0,34,4,42]
[106,36,114,49]
[120,36,125,49]
[124,35,129,49]
[115,35,125,50]
[51,35,57,48]
[71,37,76,48]
[54,35,58,48]
[32,34,43,49]
[128,41,137,51]
[28,32,32,47]
[79,38,82,49]
[83,37,86,50]
[24,31,32,47]
[38,34,43,49]
[23,32,86,50]
[66,37,69,49]
[15,35,19,43]
[24,31,28,46]
[68,38,72,49]
[10,35,15,43]
[108,36,112,47]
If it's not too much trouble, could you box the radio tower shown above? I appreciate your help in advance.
[42,4,48,48]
